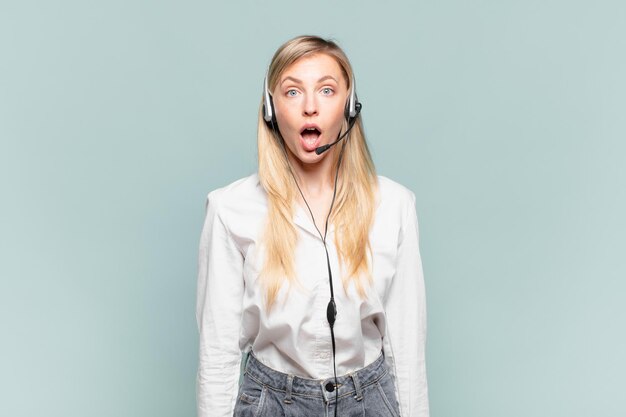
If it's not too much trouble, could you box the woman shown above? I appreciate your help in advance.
[197,35,429,417]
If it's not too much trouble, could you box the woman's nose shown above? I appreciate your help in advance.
[302,94,318,116]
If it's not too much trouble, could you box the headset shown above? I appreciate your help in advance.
[261,66,363,416]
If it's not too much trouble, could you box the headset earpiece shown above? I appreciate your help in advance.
[263,72,276,126]
[345,79,358,122]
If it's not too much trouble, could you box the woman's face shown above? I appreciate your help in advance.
[272,53,348,166]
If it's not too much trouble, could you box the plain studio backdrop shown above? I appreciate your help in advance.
[1,1,624,416]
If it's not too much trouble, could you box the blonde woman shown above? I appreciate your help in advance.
[196,35,429,417]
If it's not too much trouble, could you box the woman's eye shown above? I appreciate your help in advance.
[286,89,298,97]
[321,88,333,95]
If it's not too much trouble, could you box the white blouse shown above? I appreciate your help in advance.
[196,173,429,417]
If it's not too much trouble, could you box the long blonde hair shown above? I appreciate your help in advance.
[257,35,378,311]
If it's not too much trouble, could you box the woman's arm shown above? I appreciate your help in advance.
[196,190,245,417]
[383,190,430,417]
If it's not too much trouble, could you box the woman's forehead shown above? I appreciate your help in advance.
[279,53,348,86]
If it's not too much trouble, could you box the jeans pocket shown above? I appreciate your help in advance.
[374,374,400,417]
[234,377,267,417]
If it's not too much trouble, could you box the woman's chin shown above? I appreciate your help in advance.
[289,149,328,167]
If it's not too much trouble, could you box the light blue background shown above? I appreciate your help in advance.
[1,1,624,416]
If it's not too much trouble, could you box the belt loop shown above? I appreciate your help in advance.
[350,372,363,402]
[284,374,294,404]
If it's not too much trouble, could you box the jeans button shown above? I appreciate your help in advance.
[325,382,335,392]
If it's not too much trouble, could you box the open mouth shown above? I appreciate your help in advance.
[300,126,322,151]
[300,126,321,140]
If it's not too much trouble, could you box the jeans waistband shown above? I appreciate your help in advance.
[244,352,388,402]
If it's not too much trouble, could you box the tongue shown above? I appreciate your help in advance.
[302,131,319,141]
[300,131,321,151]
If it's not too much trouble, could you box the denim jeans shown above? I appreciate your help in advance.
[233,351,401,417]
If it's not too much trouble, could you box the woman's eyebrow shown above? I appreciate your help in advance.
[317,75,338,83]
[280,75,338,86]
[280,76,302,85]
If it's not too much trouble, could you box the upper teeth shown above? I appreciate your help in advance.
[306,128,316,131]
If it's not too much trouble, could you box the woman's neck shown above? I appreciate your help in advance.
[286,148,338,198]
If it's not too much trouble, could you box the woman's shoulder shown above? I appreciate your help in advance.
[201,174,266,252]
[371,175,419,245]
[205,173,263,207]
[203,173,267,239]
[206,173,267,221]
[376,175,416,209]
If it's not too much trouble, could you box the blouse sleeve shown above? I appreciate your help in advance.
[196,190,245,417]
[383,190,430,417]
